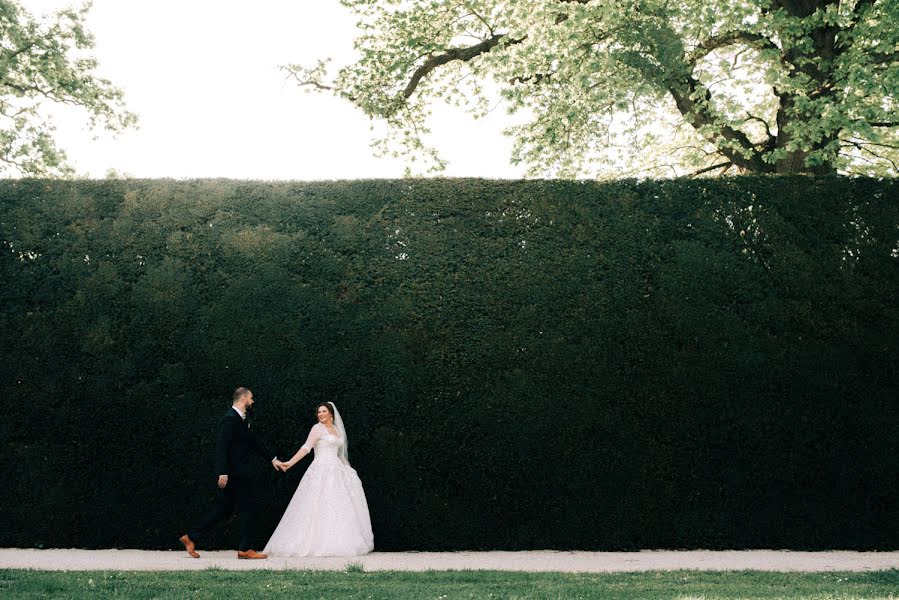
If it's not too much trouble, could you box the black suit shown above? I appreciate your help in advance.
[189,408,274,551]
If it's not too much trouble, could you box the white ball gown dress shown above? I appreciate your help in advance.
[264,422,374,557]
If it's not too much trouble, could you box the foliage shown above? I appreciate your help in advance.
[0,1,136,177]
[285,0,899,178]
[2,569,899,599]
[0,177,897,551]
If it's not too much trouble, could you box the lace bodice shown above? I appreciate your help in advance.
[300,423,345,463]
[265,422,372,557]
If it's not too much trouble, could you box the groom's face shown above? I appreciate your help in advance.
[244,391,254,410]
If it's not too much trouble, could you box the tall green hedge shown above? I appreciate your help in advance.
[1,177,896,551]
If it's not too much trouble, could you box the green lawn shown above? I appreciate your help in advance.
[1,569,897,599]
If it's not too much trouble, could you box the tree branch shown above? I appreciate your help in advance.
[687,31,780,64]
[852,0,877,17]
[743,112,776,146]
[509,72,553,85]
[843,136,899,172]
[0,153,32,176]
[0,103,30,120]
[403,33,520,99]
[845,137,899,151]
[667,73,772,172]
[619,161,680,178]
[281,63,352,103]
[861,146,899,172]
[681,161,733,177]
[613,43,771,171]
[468,10,494,36]
[867,51,898,65]
[287,76,334,93]
[0,81,82,107]
[1,42,36,63]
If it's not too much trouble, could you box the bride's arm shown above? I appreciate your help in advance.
[284,424,322,469]
[283,446,309,468]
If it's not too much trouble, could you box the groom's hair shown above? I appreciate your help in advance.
[233,387,251,403]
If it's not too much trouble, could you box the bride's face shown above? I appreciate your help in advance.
[317,405,332,424]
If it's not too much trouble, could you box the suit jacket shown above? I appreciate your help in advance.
[214,408,273,478]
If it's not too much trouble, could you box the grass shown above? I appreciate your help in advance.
[0,569,897,599]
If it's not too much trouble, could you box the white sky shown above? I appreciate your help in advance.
[22,0,525,180]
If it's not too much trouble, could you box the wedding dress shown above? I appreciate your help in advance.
[264,419,374,557]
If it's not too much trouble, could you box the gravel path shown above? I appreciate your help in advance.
[1,549,897,572]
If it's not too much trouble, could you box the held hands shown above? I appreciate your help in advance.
[217,475,228,489]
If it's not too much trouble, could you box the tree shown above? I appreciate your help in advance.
[285,0,898,178]
[0,1,136,177]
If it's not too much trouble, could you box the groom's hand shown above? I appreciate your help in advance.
[217,475,228,489]
[272,458,284,472]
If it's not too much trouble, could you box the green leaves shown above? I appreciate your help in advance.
[0,1,137,177]
[288,0,898,178]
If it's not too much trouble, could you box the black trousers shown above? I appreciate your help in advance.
[189,475,258,551]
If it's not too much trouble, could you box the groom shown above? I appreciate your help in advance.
[179,387,285,559]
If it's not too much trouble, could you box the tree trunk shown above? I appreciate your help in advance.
[772,90,837,175]
[772,150,835,174]
[768,0,839,174]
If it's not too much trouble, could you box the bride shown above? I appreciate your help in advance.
[264,402,374,557]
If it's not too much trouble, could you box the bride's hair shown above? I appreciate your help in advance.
[316,402,334,420]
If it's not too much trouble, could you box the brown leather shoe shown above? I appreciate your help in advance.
[179,534,200,558]
[237,549,268,559]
